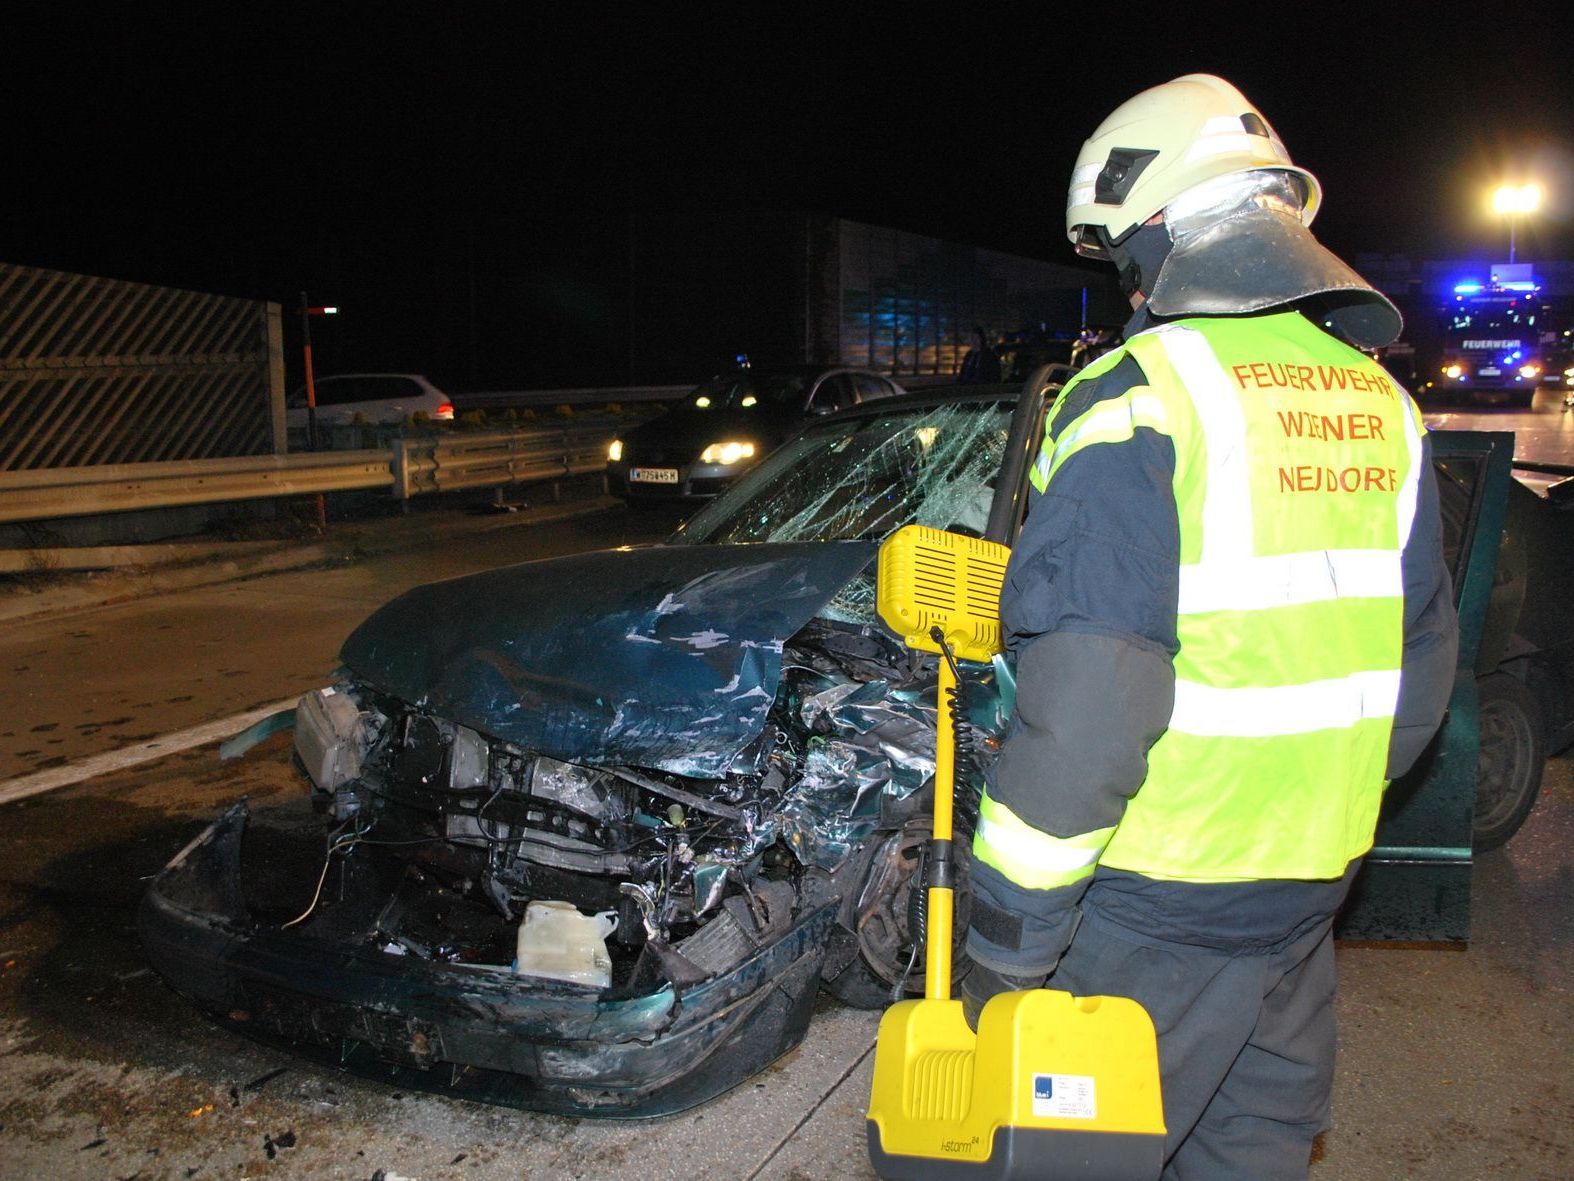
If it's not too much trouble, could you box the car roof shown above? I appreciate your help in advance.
[700,364,890,379]
[811,382,1022,417]
[311,373,435,381]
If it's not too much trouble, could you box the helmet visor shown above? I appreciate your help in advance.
[1072,224,1113,262]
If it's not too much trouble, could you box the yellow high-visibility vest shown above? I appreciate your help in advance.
[986,312,1424,885]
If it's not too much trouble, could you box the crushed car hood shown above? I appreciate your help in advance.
[340,541,877,777]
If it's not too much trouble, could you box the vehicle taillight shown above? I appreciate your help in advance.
[435,401,455,420]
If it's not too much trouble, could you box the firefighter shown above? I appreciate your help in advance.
[962,75,1458,1179]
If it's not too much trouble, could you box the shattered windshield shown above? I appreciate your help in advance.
[677,398,1013,545]
[674,396,1015,620]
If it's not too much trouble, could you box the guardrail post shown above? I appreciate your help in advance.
[392,438,413,500]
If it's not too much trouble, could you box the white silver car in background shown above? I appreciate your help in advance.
[286,372,454,446]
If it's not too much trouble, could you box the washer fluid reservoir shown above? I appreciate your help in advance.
[514,900,617,988]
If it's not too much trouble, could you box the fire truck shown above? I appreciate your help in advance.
[1432,263,1552,407]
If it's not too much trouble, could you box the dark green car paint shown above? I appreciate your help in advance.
[340,540,876,778]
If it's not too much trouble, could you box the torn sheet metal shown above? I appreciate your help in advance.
[339,541,876,778]
[774,651,1014,868]
[779,678,938,868]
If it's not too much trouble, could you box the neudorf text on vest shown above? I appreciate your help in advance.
[1230,361,1401,494]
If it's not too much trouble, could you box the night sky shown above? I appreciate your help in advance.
[5,4,1571,389]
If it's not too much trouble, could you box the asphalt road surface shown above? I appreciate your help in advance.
[0,396,1570,1179]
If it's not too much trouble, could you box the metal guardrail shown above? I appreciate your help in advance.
[0,423,618,525]
[455,383,691,410]
[0,373,971,525]
[392,423,614,497]
[455,375,962,409]
[0,451,391,524]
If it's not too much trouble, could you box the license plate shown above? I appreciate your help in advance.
[1479,367,1501,377]
[630,467,679,484]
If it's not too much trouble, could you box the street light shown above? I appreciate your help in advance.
[1491,183,1542,264]
[298,293,339,530]
[298,292,339,452]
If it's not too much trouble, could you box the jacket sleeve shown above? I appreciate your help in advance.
[967,353,1179,976]
[1386,430,1459,779]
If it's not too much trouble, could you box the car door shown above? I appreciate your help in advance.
[852,373,899,405]
[341,375,422,424]
[303,375,366,426]
[1335,430,1515,943]
[807,374,858,415]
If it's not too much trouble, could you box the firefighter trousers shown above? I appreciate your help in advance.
[1050,902,1338,1181]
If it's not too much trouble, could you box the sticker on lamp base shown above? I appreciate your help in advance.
[1032,1073,1097,1120]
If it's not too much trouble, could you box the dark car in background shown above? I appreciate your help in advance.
[139,376,1570,1119]
[605,365,905,500]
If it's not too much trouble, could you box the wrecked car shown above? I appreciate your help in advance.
[140,387,1024,1117]
[138,376,1567,1116]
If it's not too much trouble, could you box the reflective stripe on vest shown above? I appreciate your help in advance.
[1034,392,1170,491]
[1029,347,1136,493]
[1179,547,1401,614]
[1169,668,1402,736]
[1007,312,1420,883]
[974,789,1116,891]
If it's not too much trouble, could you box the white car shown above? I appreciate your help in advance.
[286,373,454,445]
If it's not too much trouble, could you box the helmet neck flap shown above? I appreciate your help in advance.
[1142,172,1403,349]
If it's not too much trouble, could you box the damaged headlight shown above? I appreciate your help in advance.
[294,685,386,817]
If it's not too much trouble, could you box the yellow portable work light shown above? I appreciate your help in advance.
[867,525,1166,1180]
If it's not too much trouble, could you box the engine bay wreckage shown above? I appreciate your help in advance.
[139,395,1021,1117]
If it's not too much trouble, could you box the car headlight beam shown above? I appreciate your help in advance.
[699,440,756,466]
[607,438,623,462]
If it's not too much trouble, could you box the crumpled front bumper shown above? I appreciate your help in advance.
[138,802,835,1117]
